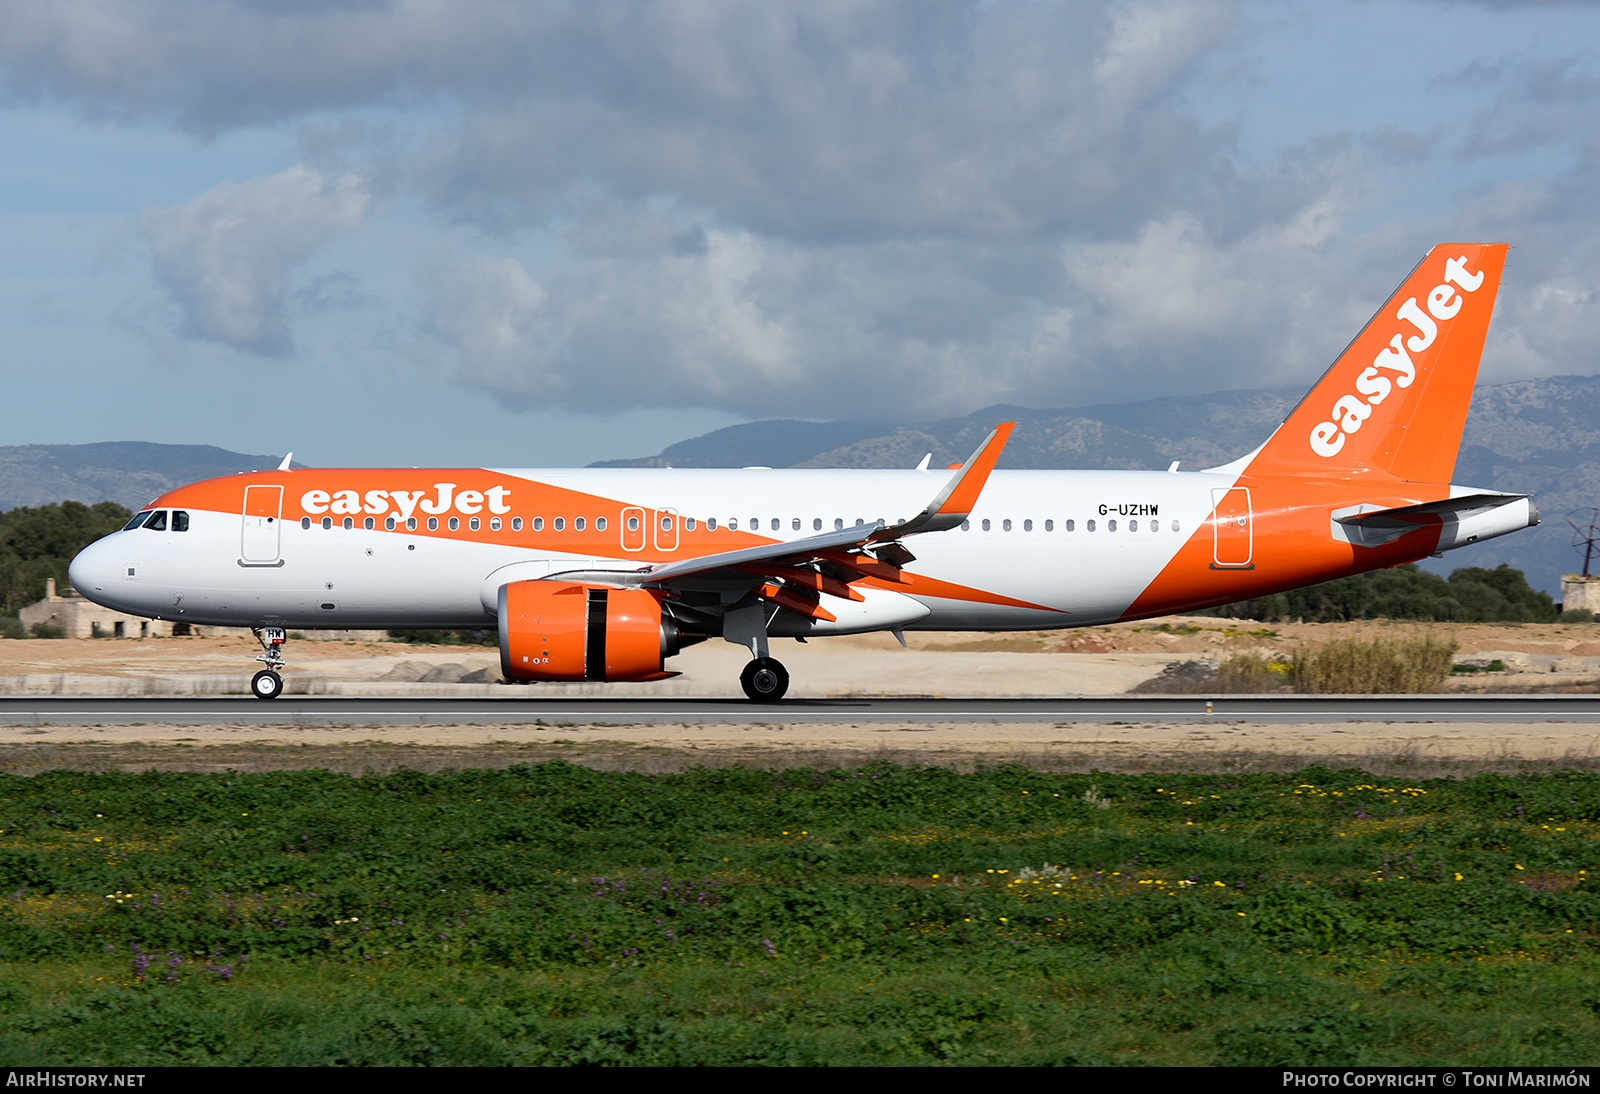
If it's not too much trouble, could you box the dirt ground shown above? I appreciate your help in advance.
[2,616,1599,698]
[2,618,1599,772]
[2,718,1597,779]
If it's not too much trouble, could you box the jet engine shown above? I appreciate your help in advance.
[497,580,692,682]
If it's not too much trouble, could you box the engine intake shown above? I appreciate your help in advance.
[498,580,685,682]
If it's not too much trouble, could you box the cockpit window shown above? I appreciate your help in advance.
[143,511,168,531]
[123,511,153,531]
[172,511,190,532]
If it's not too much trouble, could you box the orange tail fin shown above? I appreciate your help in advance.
[1245,243,1507,483]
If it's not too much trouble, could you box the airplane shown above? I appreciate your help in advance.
[68,243,1537,701]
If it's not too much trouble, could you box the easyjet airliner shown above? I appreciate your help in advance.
[69,244,1536,701]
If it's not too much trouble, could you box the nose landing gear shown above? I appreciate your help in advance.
[251,669,284,699]
[250,627,288,700]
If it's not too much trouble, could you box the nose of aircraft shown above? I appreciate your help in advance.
[68,536,118,607]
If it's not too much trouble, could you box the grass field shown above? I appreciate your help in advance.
[0,760,1596,1066]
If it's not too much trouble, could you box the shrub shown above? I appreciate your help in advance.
[1214,651,1291,693]
[0,617,22,640]
[1132,651,1291,693]
[1293,636,1456,694]
[27,622,63,639]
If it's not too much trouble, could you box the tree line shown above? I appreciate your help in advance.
[0,501,131,617]
[1203,563,1563,623]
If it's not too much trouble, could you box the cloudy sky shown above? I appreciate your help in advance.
[2,0,1598,467]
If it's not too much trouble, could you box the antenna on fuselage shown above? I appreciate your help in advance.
[278,452,294,471]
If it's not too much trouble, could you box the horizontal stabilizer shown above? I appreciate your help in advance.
[1333,493,1536,549]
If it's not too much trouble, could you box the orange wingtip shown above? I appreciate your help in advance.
[938,422,1014,516]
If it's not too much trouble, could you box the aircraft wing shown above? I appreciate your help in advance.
[546,423,1015,621]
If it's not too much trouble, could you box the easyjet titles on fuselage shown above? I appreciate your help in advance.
[299,483,513,520]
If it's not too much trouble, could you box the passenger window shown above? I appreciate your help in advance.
[469,517,480,531]
[574,517,585,531]
[1129,519,1138,532]
[708,518,718,530]
[729,518,739,530]
[813,518,821,531]
[683,517,694,531]
[407,517,417,530]
[961,519,970,531]
[1023,519,1032,532]
[385,517,397,530]
[448,516,459,530]
[596,516,607,531]
[1045,520,1054,531]
[427,517,438,531]
[343,516,354,530]
[365,517,375,530]
[834,518,843,531]
[532,517,543,531]
[627,515,640,531]
[322,516,333,530]
[1108,520,1117,532]
[302,517,312,530]
[144,511,167,531]
[511,517,523,531]
[1002,519,1012,531]
[489,517,500,531]
[792,518,801,531]
[1065,519,1074,531]
[172,511,189,532]
[1086,520,1094,532]
[981,519,991,531]
[553,517,565,531]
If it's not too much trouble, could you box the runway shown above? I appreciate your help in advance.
[5,694,1600,726]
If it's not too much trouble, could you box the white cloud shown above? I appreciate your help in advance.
[9,0,1600,423]
[425,220,803,411]
[139,165,372,352]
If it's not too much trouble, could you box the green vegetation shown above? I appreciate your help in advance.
[0,501,131,617]
[387,629,498,646]
[1293,636,1458,694]
[0,761,1596,1065]
[1206,563,1559,623]
[1136,636,1457,694]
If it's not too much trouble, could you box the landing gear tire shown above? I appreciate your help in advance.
[251,670,284,700]
[740,657,789,702]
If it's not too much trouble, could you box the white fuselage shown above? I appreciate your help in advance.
[70,467,1234,633]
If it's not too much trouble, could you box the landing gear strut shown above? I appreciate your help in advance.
[250,626,288,700]
[740,657,789,702]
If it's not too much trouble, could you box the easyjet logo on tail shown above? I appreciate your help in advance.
[1309,255,1486,458]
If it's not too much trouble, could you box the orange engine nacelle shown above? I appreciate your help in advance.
[497,580,681,682]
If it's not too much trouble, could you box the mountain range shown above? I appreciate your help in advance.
[6,375,1595,595]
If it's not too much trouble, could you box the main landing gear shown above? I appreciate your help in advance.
[740,657,789,702]
[250,626,287,700]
